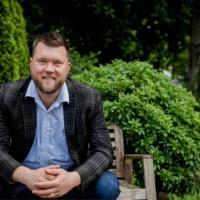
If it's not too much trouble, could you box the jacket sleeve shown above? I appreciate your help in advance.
[75,90,113,190]
[0,88,22,183]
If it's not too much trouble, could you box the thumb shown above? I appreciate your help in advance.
[46,165,60,169]
[45,168,60,176]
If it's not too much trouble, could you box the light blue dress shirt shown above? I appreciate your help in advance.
[23,80,74,170]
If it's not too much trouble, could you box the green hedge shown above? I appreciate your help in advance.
[0,0,29,83]
[73,60,200,194]
[70,49,100,75]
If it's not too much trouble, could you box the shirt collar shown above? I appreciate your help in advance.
[25,80,69,104]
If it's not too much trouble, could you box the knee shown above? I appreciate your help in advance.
[0,182,6,198]
[0,183,3,194]
[95,171,120,199]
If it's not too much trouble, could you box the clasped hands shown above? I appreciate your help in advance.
[13,165,81,199]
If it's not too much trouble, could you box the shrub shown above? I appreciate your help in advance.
[73,60,200,194]
[70,49,100,75]
[0,0,29,83]
[169,192,200,200]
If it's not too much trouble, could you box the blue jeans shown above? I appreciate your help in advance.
[86,171,120,199]
[0,171,120,199]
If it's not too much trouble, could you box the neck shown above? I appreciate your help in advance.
[37,89,60,109]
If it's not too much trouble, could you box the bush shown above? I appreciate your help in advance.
[0,0,29,83]
[169,192,200,200]
[73,60,200,194]
[70,49,100,75]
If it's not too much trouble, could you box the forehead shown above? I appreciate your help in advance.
[33,42,68,59]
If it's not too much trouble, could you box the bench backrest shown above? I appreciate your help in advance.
[108,124,125,179]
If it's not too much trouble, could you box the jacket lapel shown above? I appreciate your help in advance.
[64,79,80,165]
[18,78,36,158]
[20,93,36,158]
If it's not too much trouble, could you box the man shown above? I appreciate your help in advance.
[0,32,120,199]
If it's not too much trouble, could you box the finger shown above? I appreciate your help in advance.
[45,168,61,176]
[46,174,57,181]
[40,191,60,199]
[48,192,60,199]
[46,165,60,169]
[32,188,58,198]
[34,180,58,189]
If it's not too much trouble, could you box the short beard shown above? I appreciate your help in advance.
[33,79,63,94]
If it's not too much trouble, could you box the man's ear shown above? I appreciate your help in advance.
[29,58,33,69]
[67,61,72,73]
[68,61,72,69]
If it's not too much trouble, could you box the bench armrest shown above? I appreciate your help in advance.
[124,154,156,200]
[125,154,152,160]
[124,154,152,183]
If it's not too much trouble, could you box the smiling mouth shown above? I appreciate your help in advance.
[43,77,56,80]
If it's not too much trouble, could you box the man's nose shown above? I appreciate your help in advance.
[45,63,54,72]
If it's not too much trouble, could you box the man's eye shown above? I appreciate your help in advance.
[55,62,61,65]
[38,60,46,64]
[55,62,62,66]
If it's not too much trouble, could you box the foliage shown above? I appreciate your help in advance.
[185,0,200,98]
[73,60,200,194]
[169,192,200,200]
[0,0,29,83]
[69,49,100,75]
[19,0,192,73]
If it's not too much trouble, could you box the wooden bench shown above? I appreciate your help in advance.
[108,124,157,200]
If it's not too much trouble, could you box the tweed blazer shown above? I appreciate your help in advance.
[0,78,113,190]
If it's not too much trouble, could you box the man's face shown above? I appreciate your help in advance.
[30,42,71,94]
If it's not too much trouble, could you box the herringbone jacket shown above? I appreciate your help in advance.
[0,78,113,190]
